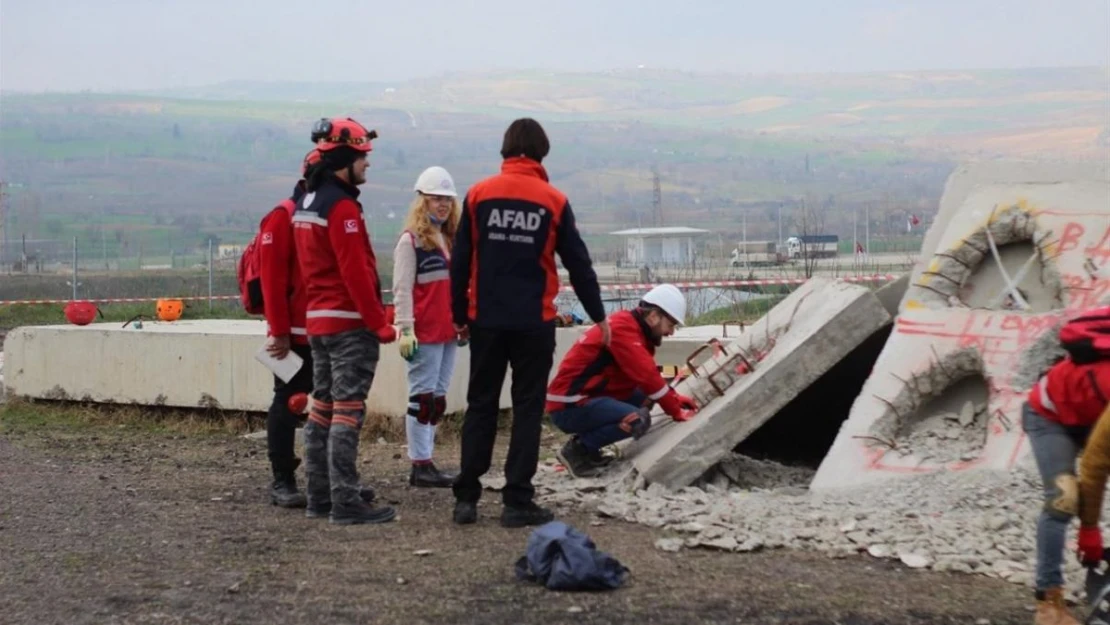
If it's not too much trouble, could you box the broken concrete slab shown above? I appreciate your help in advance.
[814,161,1110,491]
[617,277,892,489]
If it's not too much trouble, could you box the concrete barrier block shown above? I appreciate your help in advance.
[3,320,590,415]
[619,277,892,489]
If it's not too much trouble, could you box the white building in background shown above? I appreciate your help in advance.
[610,226,709,265]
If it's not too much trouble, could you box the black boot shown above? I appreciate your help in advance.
[453,501,478,525]
[330,500,397,526]
[500,502,555,528]
[410,462,457,488]
[305,484,376,519]
[556,438,611,478]
[270,457,307,508]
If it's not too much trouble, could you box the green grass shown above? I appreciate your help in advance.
[686,294,789,326]
[0,398,257,439]
[0,300,252,328]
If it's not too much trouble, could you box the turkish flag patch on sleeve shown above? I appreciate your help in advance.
[344,219,358,234]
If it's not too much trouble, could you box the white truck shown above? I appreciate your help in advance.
[729,240,787,267]
[785,234,839,259]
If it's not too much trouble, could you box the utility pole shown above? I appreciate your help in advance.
[865,202,871,256]
[742,206,748,272]
[777,202,783,244]
[0,181,7,268]
[651,167,662,227]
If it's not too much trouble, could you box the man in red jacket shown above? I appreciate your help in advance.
[258,148,319,508]
[293,117,398,526]
[546,284,699,477]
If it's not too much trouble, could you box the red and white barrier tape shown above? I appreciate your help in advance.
[0,274,898,306]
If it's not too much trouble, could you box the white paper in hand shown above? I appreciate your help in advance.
[254,342,304,383]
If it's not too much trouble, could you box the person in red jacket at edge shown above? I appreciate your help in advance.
[547,284,699,477]
[257,148,320,508]
[293,117,398,526]
[1021,327,1110,625]
[450,118,610,528]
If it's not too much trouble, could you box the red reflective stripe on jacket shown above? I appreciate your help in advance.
[545,309,669,413]
[1028,358,1110,427]
[259,199,308,346]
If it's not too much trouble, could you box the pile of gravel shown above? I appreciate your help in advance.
[535,452,1105,601]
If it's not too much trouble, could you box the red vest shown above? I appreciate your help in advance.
[408,231,456,344]
[1028,358,1110,427]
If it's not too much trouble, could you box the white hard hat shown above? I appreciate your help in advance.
[641,284,686,325]
[414,166,457,197]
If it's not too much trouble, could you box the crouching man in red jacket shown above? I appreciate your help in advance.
[293,117,398,526]
[546,284,699,477]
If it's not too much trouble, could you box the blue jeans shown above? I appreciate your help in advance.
[406,341,457,462]
[1022,402,1091,590]
[550,391,648,453]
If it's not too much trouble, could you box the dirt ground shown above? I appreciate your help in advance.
[0,402,1046,625]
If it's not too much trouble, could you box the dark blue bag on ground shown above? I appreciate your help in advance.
[514,521,630,591]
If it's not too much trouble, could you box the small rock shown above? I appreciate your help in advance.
[960,400,976,427]
[975,620,991,625]
[413,550,433,557]
[839,520,858,533]
[900,552,932,569]
[736,536,764,553]
[868,544,892,558]
[700,536,739,552]
[396,577,407,585]
[845,531,870,545]
[654,538,683,553]
[227,582,241,594]
[567,607,584,614]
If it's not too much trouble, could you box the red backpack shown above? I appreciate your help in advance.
[1060,305,1110,364]
[237,198,296,315]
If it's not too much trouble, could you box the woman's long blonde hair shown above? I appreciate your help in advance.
[402,194,460,252]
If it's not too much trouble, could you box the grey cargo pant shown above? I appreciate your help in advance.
[305,328,380,507]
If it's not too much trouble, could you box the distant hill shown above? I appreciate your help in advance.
[136,66,1110,155]
[0,67,1105,263]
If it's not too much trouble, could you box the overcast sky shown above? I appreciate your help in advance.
[2,0,1107,92]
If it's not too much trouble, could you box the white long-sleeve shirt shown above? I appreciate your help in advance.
[391,230,447,330]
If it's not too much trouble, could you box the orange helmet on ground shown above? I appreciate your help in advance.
[311,117,376,152]
[156,298,184,322]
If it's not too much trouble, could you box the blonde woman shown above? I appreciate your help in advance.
[392,166,462,488]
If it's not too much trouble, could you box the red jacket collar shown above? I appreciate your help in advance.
[500,156,549,182]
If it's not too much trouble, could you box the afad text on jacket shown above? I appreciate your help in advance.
[451,157,606,330]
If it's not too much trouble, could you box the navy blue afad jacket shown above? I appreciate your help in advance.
[451,157,606,330]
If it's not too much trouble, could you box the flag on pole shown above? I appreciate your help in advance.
[906,214,921,233]
[855,241,864,254]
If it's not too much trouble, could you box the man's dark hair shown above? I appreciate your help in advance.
[500,118,550,163]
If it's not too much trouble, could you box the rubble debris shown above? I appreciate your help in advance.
[534,454,1108,601]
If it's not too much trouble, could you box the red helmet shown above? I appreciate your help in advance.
[311,117,376,152]
[301,149,321,176]
[64,300,100,326]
